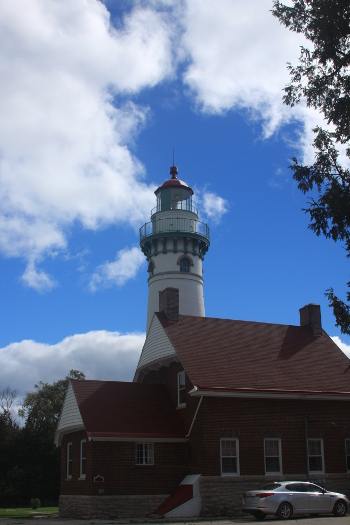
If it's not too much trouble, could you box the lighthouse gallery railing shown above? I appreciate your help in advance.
[140,217,210,242]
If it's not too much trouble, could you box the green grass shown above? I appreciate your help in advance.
[0,507,58,518]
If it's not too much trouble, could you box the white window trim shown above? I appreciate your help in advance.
[80,439,86,479]
[66,442,72,479]
[264,438,282,475]
[220,438,240,476]
[135,443,154,465]
[308,438,325,474]
[345,439,350,472]
[177,370,186,407]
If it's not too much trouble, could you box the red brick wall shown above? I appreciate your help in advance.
[61,431,190,497]
[193,396,350,477]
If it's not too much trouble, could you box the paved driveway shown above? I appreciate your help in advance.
[1,516,350,525]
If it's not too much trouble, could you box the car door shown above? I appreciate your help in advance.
[303,483,333,512]
[285,483,310,513]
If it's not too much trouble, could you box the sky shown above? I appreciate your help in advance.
[1,0,349,410]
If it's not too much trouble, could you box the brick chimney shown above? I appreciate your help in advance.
[159,287,179,322]
[299,303,322,335]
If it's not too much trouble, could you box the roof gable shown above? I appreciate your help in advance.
[54,381,84,445]
[161,315,350,397]
[69,379,187,440]
[134,313,178,380]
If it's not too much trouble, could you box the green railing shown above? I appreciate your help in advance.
[140,216,210,242]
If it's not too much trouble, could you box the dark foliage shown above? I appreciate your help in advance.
[0,371,85,507]
[272,0,350,334]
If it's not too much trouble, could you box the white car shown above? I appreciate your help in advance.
[242,481,349,520]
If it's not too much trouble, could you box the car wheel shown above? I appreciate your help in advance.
[277,502,293,520]
[252,511,266,521]
[333,499,348,517]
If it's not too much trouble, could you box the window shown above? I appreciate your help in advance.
[67,442,72,478]
[346,440,350,471]
[80,439,86,478]
[220,438,239,475]
[308,439,324,473]
[264,438,282,474]
[177,370,186,406]
[180,258,189,272]
[135,443,154,465]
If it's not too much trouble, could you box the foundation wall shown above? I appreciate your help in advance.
[200,474,350,517]
[59,494,167,519]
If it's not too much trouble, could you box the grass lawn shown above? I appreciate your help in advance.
[0,507,58,518]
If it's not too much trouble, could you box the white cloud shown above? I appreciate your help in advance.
[89,246,145,290]
[0,330,145,400]
[0,0,174,286]
[180,0,324,161]
[202,192,229,224]
[332,336,350,359]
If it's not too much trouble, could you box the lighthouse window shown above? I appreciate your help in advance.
[180,258,190,272]
[178,370,186,406]
[148,260,154,276]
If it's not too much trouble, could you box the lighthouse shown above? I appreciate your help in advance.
[140,165,210,332]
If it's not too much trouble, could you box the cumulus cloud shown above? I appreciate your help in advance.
[89,246,145,290]
[332,336,350,359]
[0,0,174,286]
[180,0,323,161]
[0,330,145,400]
[202,192,229,224]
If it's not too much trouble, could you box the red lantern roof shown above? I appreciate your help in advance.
[154,166,194,196]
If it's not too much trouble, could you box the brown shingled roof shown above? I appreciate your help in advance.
[71,379,187,439]
[157,314,350,396]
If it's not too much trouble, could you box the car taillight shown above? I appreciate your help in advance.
[256,493,274,498]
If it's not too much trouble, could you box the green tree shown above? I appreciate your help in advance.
[272,0,350,334]
[19,369,85,436]
[0,370,85,507]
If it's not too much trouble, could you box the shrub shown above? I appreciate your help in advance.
[30,498,41,509]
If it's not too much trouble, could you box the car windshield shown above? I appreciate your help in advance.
[261,483,281,490]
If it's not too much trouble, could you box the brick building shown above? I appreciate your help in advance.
[55,167,350,519]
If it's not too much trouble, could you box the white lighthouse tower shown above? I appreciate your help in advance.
[140,165,210,332]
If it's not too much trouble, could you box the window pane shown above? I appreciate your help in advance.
[136,444,143,464]
[221,440,236,456]
[309,456,322,472]
[147,444,154,465]
[266,457,280,473]
[346,440,350,455]
[67,443,72,477]
[265,439,279,456]
[309,440,321,455]
[81,440,86,476]
[222,457,237,473]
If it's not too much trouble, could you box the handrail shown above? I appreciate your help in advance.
[140,216,210,242]
[151,203,198,216]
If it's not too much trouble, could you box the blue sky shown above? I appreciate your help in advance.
[0,0,349,403]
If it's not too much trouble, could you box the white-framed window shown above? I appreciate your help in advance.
[80,439,86,478]
[135,443,154,465]
[308,438,324,473]
[345,439,350,472]
[177,370,186,407]
[220,438,240,476]
[264,438,282,474]
[67,442,72,478]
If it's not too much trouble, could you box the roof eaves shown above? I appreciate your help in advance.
[87,432,188,443]
[189,386,350,401]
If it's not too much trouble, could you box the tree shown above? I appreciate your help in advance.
[19,369,85,436]
[0,386,18,428]
[272,0,350,334]
[0,370,85,508]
